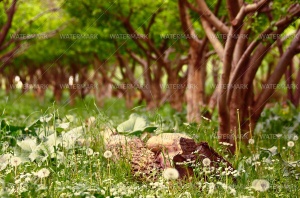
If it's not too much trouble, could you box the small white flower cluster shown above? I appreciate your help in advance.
[197,182,216,194]
[4,172,35,195]
[19,172,32,183]
[149,181,167,190]
[216,181,236,195]
[220,167,237,177]
[175,159,195,166]
[219,142,233,147]
[108,182,139,197]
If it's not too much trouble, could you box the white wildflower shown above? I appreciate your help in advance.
[163,168,179,180]
[146,195,155,198]
[86,148,94,156]
[37,168,50,178]
[293,135,298,141]
[251,179,270,192]
[287,141,294,148]
[178,191,192,198]
[216,182,236,195]
[25,177,31,182]
[202,158,211,167]
[15,179,21,184]
[248,139,255,145]
[208,182,215,194]
[103,150,113,159]
[10,156,22,167]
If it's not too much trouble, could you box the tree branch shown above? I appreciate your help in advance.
[127,50,147,67]
[0,0,17,47]
[226,3,300,102]
[0,43,21,65]
[226,0,240,21]
[178,0,202,47]
[254,28,300,117]
[201,17,224,60]
[0,7,61,51]
[195,0,229,34]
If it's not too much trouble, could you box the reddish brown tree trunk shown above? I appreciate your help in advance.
[186,47,202,122]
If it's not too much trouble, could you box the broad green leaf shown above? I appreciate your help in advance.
[117,113,157,136]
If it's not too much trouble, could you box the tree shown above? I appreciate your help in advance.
[191,0,300,152]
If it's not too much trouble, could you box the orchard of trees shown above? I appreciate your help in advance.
[1,0,300,153]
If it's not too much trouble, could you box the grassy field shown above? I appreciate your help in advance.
[0,92,299,197]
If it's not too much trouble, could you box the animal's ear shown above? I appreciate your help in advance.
[173,154,194,179]
[179,138,196,154]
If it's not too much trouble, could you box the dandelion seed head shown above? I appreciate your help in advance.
[163,168,179,180]
[10,156,22,167]
[86,148,94,156]
[37,168,50,178]
[202,158,211,167]
[103,150,113,159]
[248,139,255,145]
[287,141,294,148]
[251,179,270,192]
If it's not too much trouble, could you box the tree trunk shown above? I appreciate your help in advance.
[186,47,202,122]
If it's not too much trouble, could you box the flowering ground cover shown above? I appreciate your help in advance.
[0,95,299,197]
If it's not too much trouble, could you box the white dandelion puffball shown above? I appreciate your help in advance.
[37,168,50,178]
[10,157,22,167]
[251,179,270,192]
[287,141,294,148]
[86,148,94,156]
[202,158,211,167]
[293,135,298,141]
[248,139,255,145]
[163,168,179,180]
[103,150,113,159]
